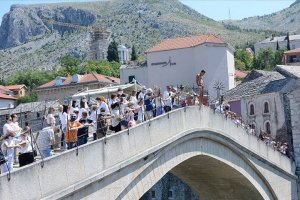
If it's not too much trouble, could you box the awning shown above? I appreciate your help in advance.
[72,83,143,100]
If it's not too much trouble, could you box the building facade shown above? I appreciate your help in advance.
[5,84,28,98]
[35,73,120,103]
[223,67,298,145]
[282,48,300,65]
[121,35,235,99]
[254,34,300,53]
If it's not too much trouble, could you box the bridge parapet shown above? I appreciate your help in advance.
[0,106,296,200]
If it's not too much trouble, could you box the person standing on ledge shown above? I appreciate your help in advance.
[196,70,206,105]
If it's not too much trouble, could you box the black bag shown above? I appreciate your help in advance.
[0,149,7,165]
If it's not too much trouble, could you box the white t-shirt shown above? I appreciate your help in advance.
[78,108,87,120]
[3,123,13,136]
[1,138,15,158]
[11,122,22,137]
[129,95,137,104]
[155,96,164,107]
[163,91,173,107]
[111,109,120,127]
[60,112,68,130]
[19,137,33,154]
[134,104,144,122]
[97,102,110,115]
[89,111,97,133]
[47,114,55,126]
[138,92,146,100]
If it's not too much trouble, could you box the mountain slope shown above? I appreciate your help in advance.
[0,0,267,77]
[223,1,300,33]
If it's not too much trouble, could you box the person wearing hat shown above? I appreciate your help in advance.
[138,86,147,101]
[18,127,34,167]
[77,111,94,146]
[65,115,86,150]
[144,88,155,120]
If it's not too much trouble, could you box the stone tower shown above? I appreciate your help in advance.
[89,27,111,60]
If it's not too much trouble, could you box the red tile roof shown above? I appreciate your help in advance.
[146,34,225,53]
[0,93,17,100]
[37,73,120,89]
[0,85,11,93]
[5,84,27,91]
[235,70,248,79]
[284,48,300,55]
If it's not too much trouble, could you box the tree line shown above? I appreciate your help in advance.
[235,48,287,71]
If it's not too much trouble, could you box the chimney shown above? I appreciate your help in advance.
[55,77,63,86]
[72,74,80,83]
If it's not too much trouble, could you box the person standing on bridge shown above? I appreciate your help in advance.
[196,70,206,105]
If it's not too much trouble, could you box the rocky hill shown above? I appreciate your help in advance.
[0,0,268,77]
[223,1,300,33]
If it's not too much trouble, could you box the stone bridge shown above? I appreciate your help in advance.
[0,106,298,200]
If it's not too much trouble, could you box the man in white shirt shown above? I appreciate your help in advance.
[163,86,173,113]
[138,87,147,101]
[36,126,59,158]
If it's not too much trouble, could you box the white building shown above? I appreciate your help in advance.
[120,34,235,99]
[118,44,130,63]
[254,34,300,53]
[0,93,16,110]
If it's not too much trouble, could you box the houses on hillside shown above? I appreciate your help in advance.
[0,84,28,109]
[34,73,120,103]
[121,34,235,99]
[282,48,300,65]
[254,34,300,53]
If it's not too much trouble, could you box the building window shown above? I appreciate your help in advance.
[265,121,271,134]
[24,113,28,119]
[37,112,40,118]
[128,75,135,83]
[263,102,269,113]
[151,190,156,199]
[168,190,173,199]
[249,103,255,115]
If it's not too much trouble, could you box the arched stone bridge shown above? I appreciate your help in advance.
[0,107,298,200]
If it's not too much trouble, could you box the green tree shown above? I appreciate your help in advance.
[131,45,137,61]
[16,93,38,105]
[58,55,82,76]
[235,49,253,70]
[287,32,291,50]
[275,48,287,65]
[6,70,53,90]
[107,41,119,62]
[84,60,121,78]
[254,48,275,70]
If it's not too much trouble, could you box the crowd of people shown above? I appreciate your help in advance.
[214,99,292,158]
[0,84,201,174]
[0,77,293,174]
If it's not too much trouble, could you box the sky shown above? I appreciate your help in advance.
[0,0,296,24]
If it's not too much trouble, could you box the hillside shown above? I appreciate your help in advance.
[223,1,300,33]
[0,0,268,77]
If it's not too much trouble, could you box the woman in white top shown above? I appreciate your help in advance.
[1,132,19,173]
[59,105,69,149]
[18,127,34,167]
[2,116,13,137]
[154,88,164,117]
[129,90,137,104]
[110,102,121,133]
[78,101,87,120]
[134,99,145,124]
[10,114,22,137]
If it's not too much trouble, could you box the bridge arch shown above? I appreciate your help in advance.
[116,130,277,200]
